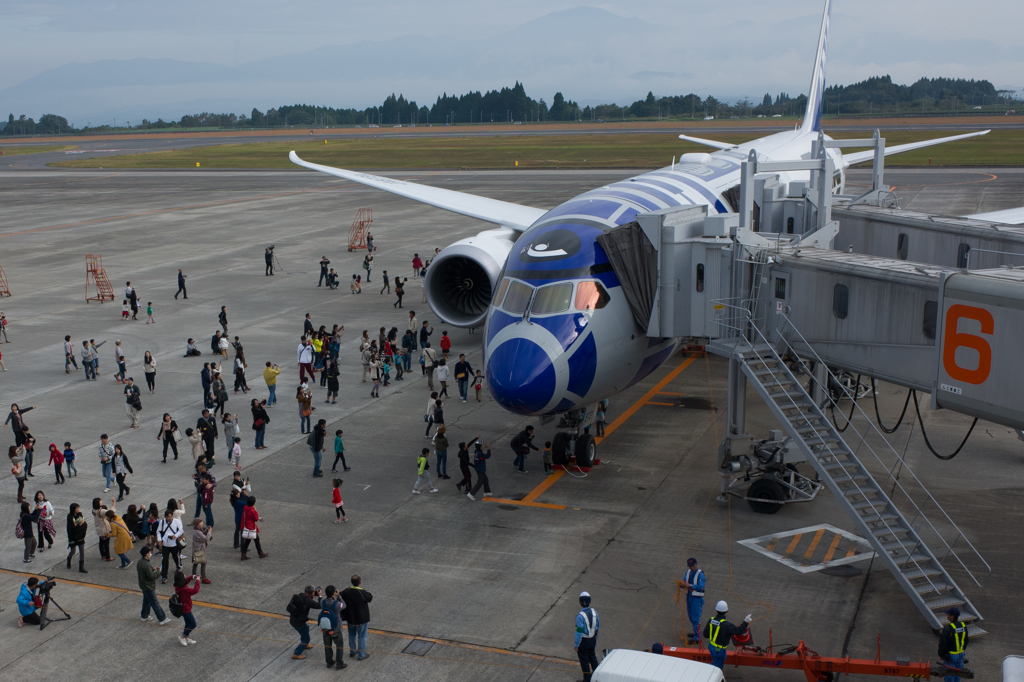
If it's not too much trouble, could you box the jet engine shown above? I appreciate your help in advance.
[424,227,517,328]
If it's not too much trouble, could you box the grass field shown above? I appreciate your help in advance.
[50,129,1020,170]
[1,144,77,156]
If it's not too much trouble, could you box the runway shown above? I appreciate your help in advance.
[0,168,1019,680]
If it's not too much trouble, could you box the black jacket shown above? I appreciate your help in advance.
[510,429,538,452]
[938,620,969,658]
[312,424,326,451]
[288,593,320,627]
[340,586,373,625]
[219,311,228,326]
[67,512,88,543]
[251,405,270,428]
[457,447,470,467]
[304,319,314,336]
[197,416,218,440]
[211,334,220,353]
[702,617,749,648]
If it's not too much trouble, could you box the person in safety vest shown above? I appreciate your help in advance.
[680,557,705,644]
[574,591,600,682]
[702,600,751,670]
[937,607,969,682]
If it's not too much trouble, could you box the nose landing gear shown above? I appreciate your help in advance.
[550,405,599,469]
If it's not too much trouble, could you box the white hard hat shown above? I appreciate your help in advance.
[716,600,729,612]
[580,591,590,599]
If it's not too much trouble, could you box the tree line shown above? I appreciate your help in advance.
[1,76,1016,135]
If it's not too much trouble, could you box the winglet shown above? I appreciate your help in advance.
[678,134,736,151]
[801,0,832,133]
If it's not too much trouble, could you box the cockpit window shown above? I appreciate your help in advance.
[530,283,573,315]
[501,280,534,314]
[575,281,610,310]
[492,278,510,307]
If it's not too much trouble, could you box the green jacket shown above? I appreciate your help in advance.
[417,455,428,475]
[137,556,159,591]
[334,435,344,454]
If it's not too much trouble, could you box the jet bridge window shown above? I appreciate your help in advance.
[957,243,971,269]
[923,301,938,340]
[695,264,705,293]
[575,281,610,310]
[530,282,573,315]
[897,233,908,260]
[832,284,849,320]
[501,280,534,314]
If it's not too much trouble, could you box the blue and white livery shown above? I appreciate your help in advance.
[291,0,989,419]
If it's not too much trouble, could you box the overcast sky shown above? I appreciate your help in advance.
[1,0,1020,122]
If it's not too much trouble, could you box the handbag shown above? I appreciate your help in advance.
[192,548,207,564]
[252,418,264,430]
[241,528,257,540]
[172,429,183,442]
[14,520,24,539]
[301,407,312,418]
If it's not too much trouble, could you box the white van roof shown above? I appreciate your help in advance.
[592,649,725,682]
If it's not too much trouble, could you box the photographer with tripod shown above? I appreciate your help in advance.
[17,577,41,627]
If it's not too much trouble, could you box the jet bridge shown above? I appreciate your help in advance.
[598,142,1015,635]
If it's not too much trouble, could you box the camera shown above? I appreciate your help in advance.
[39,577,57,594]
[268,245,276,250]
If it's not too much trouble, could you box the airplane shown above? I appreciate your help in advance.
[291,0,1011,463]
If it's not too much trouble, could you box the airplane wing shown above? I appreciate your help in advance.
[963,206,1024,225]
[842,130,990,166]
[678,134,737,150]
[289,152,546,231]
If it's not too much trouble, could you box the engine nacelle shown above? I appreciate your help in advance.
[424,227,516,328]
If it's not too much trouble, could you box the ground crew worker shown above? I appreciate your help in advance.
[702,601,751,670]
[574,591,600,682]
[681,557,705,645]
[937,607,969,682]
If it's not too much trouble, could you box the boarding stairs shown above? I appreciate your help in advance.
[710,305,989,636]
[85,254,115,302]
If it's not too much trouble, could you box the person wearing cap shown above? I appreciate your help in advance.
[574,591,600,682]
[937,607,969,682]
[680,557,705,645]
[702,600,751,670]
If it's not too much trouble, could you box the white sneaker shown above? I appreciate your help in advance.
[141,616,154,622]
[178,636,189,646]
[411,489,420,494]
[103,488,111,493]
[429,488,438,493]
[186,638,197,645]
[466,493,475,500]
[159,618,171,625]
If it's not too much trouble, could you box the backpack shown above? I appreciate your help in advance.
[168,593,183,618]
[286,593,303,617]
[318,600,339,633]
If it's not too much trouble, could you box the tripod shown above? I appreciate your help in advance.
[273,254,284,272]
[39,591,71,630]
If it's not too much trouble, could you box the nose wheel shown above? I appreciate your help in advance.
[550,432,596,468]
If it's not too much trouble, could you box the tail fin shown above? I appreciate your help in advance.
[801,0,832,133]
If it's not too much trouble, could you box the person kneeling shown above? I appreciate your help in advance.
[17,577,41,627]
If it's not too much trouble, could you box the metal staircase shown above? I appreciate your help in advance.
[711,306,989,636]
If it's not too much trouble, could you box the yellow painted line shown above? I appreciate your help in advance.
[845,544,858,559]
[596,354,698,445]
[0,568,577,666]
[647,401,675,406]
[784,533,803,557]
[658,391,684,396]
[822,533,843,563]
[765,537,780,552]
[803,528,827,560]
[522,469,565,503]
[481,496,567,510]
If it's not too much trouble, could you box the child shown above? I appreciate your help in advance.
[145,301,155,324]
[542,441,553,474]
[231,437,242,471]
[381,358,391,386]
[439,331,451,360]
[331,479,347,523]
[411,253,422,278]
[596,399,609,437]
[114,340,126,383]
[63,441,77,476]
[332,430,350,472]
[121,299,130,320]
[474,369,485,402]
[394,348,405,381]
[0,344,5,371]
[48,443,66,484]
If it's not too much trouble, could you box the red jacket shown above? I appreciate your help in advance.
[48,448,64,466]
[439,336,451,351]
[242,505,259,533]
[175,578,200,614]
[332,488,342,505]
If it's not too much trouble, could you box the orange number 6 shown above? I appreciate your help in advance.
[942,304,993,385]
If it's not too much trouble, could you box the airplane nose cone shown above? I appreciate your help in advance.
[487,338,555,415]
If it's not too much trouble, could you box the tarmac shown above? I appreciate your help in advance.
[0,167,1020,681]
